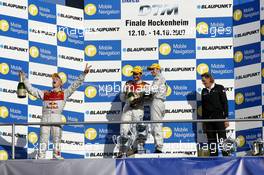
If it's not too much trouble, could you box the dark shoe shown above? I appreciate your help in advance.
[154,149,162,153]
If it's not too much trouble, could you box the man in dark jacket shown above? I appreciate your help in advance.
[201,73,229,156]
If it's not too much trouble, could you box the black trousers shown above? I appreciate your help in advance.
[205,121,228,156]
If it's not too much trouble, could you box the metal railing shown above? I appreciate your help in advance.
[2,118,264,159]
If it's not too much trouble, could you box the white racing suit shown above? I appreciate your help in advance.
[119,80,147,151]
[148,73,167,151]
[23,73,86,159]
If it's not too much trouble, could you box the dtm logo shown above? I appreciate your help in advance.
[233,9,243,21]
[85,128,97,140]
[28,132,38,144]
[57,31,67,42]
[235,93,244,105]
[236,135,245,147]
[0,19,9,32]
[234,51,243,63]
[58,72,67,84]
[28,4,38,16]
[29,46,39,58]
[85,4,97,16]
[0,150,8,160]
[85,86,97,98]
[0,63,9,75]
[85,45,97,57]
[197,63,209,75]
[139,4,178,16]
[159,43,171,56]
[162,127,172,139]
[0,106,9,119]
[122,65,134,77]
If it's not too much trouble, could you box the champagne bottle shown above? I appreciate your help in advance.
[17,73,27,98]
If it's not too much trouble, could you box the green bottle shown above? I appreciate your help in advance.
[17,74,26,98]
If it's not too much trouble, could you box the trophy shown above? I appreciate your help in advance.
[17,73,27,98]
[135,123,148,154]
[251,139,264,156]
[113,135,133,157]
[222,137,236,156]
[126,91,142,108]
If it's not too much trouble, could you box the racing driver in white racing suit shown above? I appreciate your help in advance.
[19,63,91,159]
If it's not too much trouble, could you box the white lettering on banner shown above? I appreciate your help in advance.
[97,4,120,16]
[38,7,56,20]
